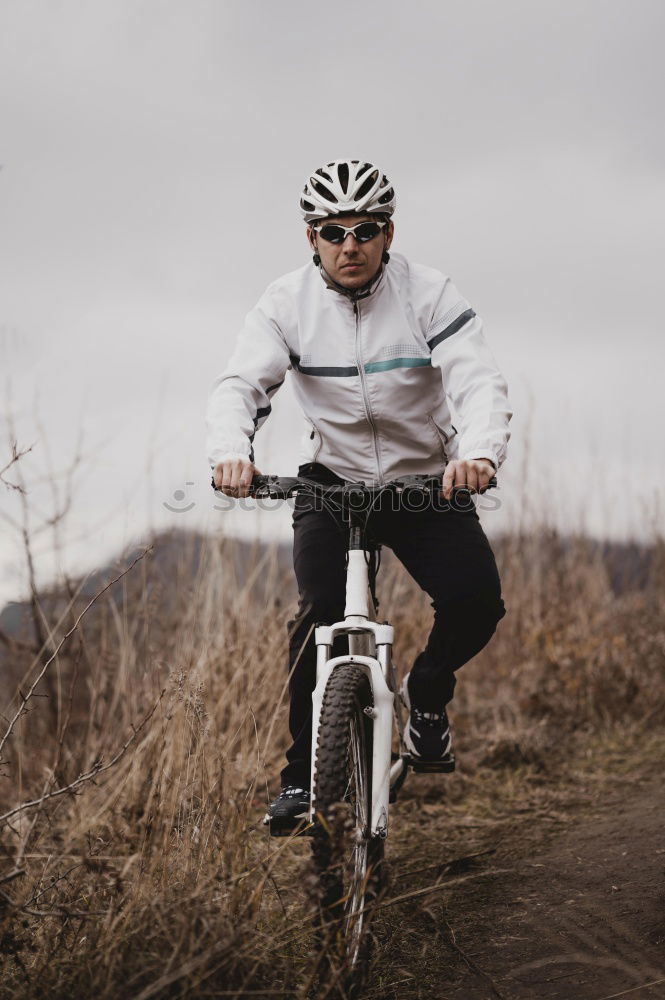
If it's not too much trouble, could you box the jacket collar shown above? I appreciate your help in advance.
[317,260,387,302]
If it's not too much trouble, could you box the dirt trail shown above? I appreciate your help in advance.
[380,757,665,1000]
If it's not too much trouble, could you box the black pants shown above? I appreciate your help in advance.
[281,463,506,789]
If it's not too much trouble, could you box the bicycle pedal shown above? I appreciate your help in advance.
[410,755,456,774]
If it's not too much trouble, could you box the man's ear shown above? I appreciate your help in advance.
[385,220,395,250]
[307,227,317,251]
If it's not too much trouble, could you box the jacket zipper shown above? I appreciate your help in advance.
[353,299,385,484]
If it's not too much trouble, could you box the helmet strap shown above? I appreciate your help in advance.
[312,253,321,266]
[382,250,390,264]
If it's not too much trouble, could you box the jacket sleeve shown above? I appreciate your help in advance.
[206,287,292,467]
[426,279,512,471]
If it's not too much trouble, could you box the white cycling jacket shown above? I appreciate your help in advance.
[206,252,511,484]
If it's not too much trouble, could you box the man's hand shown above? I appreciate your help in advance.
[212,457,259,498]
[441,458,495,500]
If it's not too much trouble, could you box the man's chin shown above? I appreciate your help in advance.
[335,268,370,288]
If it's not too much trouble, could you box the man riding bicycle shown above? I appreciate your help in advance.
[207,159,511,829]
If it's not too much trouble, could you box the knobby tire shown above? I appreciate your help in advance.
[311,663,386,997]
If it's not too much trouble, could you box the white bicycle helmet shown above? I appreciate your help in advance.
[300,159,396,223]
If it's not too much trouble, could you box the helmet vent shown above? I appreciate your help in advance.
[356,169,379,201]
[338,162,349,193]
[312,177,336,202]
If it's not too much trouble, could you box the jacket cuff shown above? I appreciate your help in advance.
[460,450,498,471]
[209,450,252,467]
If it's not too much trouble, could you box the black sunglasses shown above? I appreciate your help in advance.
[312,220,387,244]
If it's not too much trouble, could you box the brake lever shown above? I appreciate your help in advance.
[249,475,302,499]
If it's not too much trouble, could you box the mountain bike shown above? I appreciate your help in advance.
[244,472,497,993]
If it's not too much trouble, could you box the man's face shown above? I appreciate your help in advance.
[307,213,394,289]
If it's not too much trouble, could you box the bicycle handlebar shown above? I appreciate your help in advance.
[214,473,497,500]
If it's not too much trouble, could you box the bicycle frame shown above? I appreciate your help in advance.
[309,542,407,838]
[223,473,497,839]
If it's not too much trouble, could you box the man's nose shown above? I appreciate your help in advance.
[341,233,360,249]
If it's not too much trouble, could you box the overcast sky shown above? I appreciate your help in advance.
[1,0,664,606]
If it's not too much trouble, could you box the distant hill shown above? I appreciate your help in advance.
[0,529,294,677]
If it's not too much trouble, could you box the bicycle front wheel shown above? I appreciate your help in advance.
[311,662,385,990]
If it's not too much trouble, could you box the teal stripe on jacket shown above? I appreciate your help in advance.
[364,357,431,374]
[292,356,431,377]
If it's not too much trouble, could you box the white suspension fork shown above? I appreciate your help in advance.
[309,650,394,836]
[309,541,395,836]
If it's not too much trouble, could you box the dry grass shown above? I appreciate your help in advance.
[1,522,664,999]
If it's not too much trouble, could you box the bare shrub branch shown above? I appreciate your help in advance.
[0,689,164,826]
[0,546,153,765]
[0,439,33,492]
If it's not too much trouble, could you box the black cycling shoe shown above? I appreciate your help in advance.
[400,672,456,772]
[263,785,311,837]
